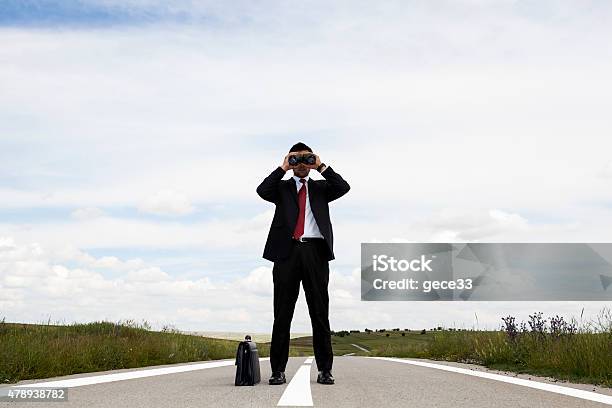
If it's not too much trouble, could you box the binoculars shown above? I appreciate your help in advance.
[288,153,316,166]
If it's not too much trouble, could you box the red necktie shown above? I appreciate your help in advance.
[292,178,307,239]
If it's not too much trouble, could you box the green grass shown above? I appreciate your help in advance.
[329,309,612,388]
[365,329,612,386]
[3,309,611,388]
[0,319,237,384]
[0,318,307,385]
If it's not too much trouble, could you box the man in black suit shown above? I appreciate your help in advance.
[256,142,350,386]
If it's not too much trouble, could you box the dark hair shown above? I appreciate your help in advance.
[289,142,313,153]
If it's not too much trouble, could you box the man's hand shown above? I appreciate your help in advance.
[307,154,327,172]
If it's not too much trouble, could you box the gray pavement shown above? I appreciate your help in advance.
[1,356,611,407]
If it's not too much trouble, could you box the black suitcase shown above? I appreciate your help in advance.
[234,335,261,386]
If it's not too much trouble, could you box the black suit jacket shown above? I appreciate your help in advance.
[256,165,350,262]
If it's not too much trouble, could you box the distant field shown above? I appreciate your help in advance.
[183,331,311,343]
[324,310,612,388]
[2,309,610,387]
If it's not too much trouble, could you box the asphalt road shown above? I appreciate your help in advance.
[1,356,611,407]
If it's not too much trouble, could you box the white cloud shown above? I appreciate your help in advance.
[1,236,610,332]
[418,208,530,241]
[0,210,272,251]
[598,161,612,180]
[236,266,273,297]
[176,306,212,321]
[0,236,255,330]
[125,266,171,282]
[46,243,147,271]
[1,1,612,331]
[1,2,612,211]
[138,189,195,216]
[71,207,105,220]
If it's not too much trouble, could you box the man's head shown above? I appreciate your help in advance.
[289,142,313,178]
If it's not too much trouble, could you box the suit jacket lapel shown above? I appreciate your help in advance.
[288,178,298,207]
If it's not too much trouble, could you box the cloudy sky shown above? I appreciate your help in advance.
[1,0,611,333]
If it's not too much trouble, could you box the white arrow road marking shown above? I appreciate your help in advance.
[351,343,370,353]
[10,358,270,389]
[304,357,314,364]
[371,357,612,406]
[277,358,313,407]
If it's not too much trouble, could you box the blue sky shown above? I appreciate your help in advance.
[0,0,217,26]
[1,0,611,332]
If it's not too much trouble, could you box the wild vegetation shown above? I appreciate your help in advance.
[2,308,610,387]
[334,308,612,387]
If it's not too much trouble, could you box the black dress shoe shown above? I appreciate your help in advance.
[317,370,335,385]
[269,371,286,385]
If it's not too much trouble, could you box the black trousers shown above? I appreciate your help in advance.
[270,238,333,373]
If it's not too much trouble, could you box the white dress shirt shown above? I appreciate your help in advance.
[292,175,324,239]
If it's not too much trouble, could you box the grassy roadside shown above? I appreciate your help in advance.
[0,318,305,385]
[2,309,610,387]
[0,319,236,384]
[331,309,612,388]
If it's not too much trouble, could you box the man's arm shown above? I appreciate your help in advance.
[320,165,350,202]
[256,166,286,203]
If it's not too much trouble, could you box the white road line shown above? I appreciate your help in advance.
[342,353,355,356]
[277,362,313,407]
[9,357,270,389]
[371,357,612,406]
[304,357,314,364]
[351,343,370,353]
